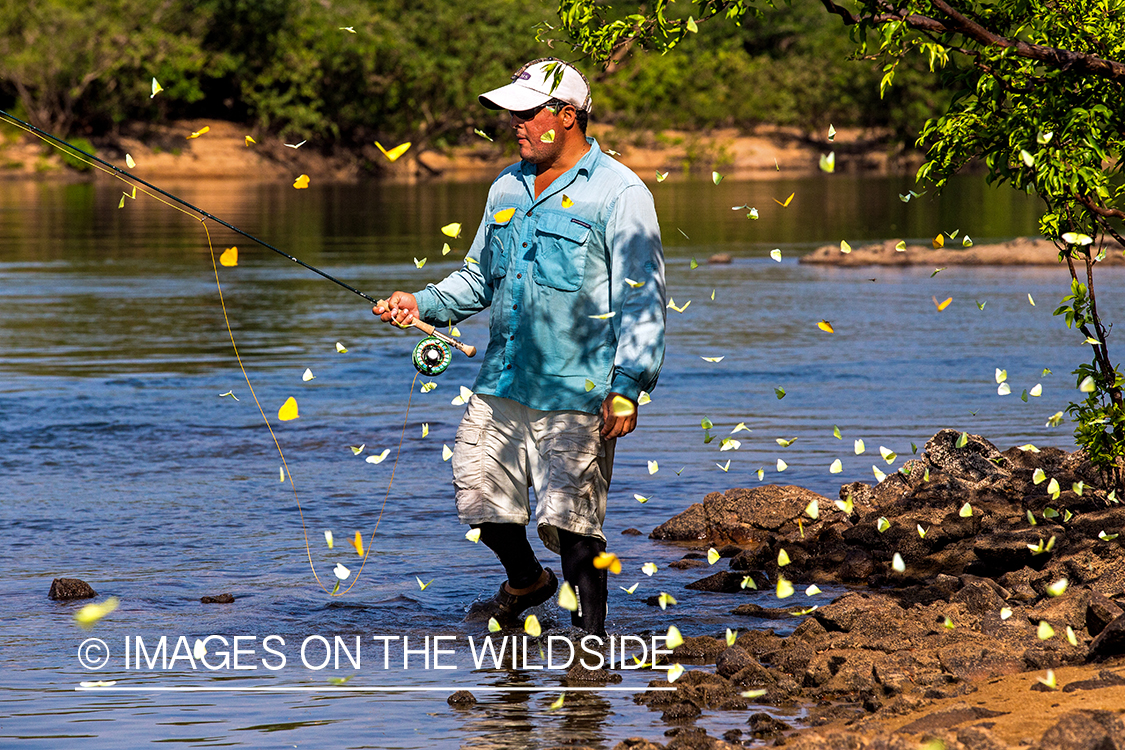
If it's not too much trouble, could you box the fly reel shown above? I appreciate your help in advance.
[412,336,453,376]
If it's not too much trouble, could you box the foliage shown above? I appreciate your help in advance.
[0,0,940,148]
[554,0,1125,491]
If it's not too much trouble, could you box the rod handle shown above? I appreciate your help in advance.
[374,300,477,358]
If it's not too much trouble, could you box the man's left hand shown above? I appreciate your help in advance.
[600,392,638,439]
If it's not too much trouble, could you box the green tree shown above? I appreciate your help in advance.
[552,0,1125,492]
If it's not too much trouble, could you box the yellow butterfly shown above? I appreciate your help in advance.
[593,551,622,574]
[817,320,834,333]
[524,614,542,637]
[219,247,238,267]
[293,174,310,189]
[186,126,210,139]
[376,141,411,161]
[245,135,255,146]
[336,342,348,353]
[414,257,427,268]
[933,234,945,249]
[774,192,795,207]
[539,129,556,143]
[334,563,351,581]
[278,397,299,421]
[441,223,462,238]
[150,78,163,98]
[125,154,136,169]
[417,576,434,590]
[667,299,691,313]
[933,296,953,311]
[350,531,364,556]
[656,171,669,182]
[74,597,119,628]
[324,530,334,548]
[561,195,573,208]
[493,207,516,223]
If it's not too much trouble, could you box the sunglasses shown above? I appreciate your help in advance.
[509,100,567,121]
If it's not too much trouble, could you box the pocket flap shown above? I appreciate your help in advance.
[536,212,591,243]
[455,426,481,445]
[543,435,603,456]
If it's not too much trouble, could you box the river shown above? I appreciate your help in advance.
[1,172,1120,748]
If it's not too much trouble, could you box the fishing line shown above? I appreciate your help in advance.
[0,109,379,305]
[2,110,421,596]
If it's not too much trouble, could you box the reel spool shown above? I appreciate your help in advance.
[412,336,453,376]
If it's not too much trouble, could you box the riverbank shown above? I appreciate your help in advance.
[802,238,1125,266]
[609,429,1125,749]
[0,118,912,182]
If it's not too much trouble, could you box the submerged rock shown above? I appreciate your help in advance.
[48,578,97,601]
[200,593,235,604]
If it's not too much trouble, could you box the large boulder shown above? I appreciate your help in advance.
[650,485,831,545]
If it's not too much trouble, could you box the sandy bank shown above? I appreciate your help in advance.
[801,237,1125,266]
[0,119,909,183]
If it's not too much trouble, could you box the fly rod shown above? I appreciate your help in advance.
[0,109,474,367]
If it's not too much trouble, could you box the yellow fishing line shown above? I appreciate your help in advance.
[4,113,414,596]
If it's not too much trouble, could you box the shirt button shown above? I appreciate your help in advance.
[516,273,522,278]
[510,335,515,341]
[506,364,512,369]
[513,304,518,310]
[522,242,528,248]
[527,211,533,217]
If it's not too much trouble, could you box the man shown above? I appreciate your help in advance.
[375,58,665,637]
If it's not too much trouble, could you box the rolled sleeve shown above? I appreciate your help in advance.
[414,213,493,326]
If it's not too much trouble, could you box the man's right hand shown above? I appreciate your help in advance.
[373,292,420,326]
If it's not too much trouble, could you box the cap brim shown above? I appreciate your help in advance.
[478,83,552,112]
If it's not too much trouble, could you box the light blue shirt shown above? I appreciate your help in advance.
[414,137,666,414]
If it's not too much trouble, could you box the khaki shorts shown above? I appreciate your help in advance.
[452,394,614,554]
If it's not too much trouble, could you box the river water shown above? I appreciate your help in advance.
[1,173,1120,748]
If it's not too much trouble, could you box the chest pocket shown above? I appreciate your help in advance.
[532,212,592,292]
[484,207,519,283]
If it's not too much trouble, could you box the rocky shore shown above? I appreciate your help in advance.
[800,238,1125,266]
[611,430,1125,749]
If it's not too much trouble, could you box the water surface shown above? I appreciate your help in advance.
[1,173,1119,748]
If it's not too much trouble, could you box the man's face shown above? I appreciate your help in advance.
[509,104,567,165]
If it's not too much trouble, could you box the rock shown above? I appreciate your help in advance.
[668,559,708,570]
[661,702,701,721]
[1087,593,1125,636]
[838,548,875,581]
[1035,709,1125,750]
[48,578,97,600]
[446,690,476,706]
[746,712,791,739]
[611,740,664,750]
[924,430,1008,484]
[671,636,727,661]
[566,663,623,683]
[731,603,802,620]
[1088,613,1125,661]
[896,704,1009,734]
[201,593,235,604]
[708,254,732,264]
[715,647,752,678]
[650,485,831,544]
[686,571,746,593]
[1062,669,1125,692]
[621,528,643,536]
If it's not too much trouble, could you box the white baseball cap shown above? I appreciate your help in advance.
[479,58,592,113]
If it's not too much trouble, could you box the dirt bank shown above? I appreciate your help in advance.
[0,119,908,183]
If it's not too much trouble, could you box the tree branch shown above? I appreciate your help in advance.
[819,0,1125,81]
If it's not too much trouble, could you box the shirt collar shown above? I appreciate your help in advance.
[519,137,601,202]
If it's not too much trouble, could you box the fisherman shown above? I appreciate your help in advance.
[375,58,665,637]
